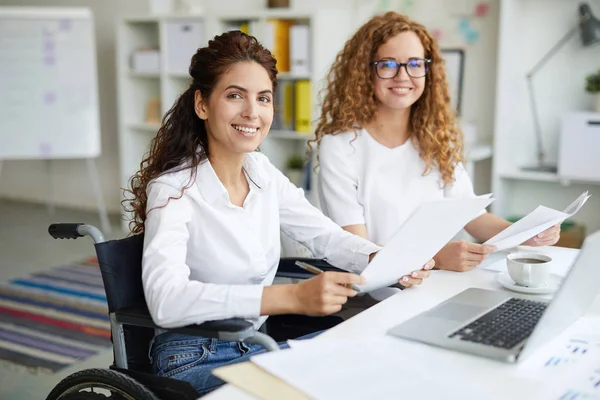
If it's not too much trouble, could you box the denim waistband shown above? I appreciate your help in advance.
[149,331,242,355]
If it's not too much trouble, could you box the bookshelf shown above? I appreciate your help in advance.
[117,8,355,232]
[116,16,202,231]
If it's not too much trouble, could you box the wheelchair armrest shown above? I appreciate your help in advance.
[276,257,347,279]
[115,307,255,342]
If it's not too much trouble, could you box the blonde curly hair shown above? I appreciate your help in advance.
[310,11,463,185]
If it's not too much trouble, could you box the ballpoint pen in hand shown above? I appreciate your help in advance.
[295,261,325,275]
[295,261,359,290]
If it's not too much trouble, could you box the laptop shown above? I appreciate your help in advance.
[388,230,600,363]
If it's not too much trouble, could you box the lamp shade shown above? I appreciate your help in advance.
[579,3,600,46]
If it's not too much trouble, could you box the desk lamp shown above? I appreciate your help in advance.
[524,2,600,173]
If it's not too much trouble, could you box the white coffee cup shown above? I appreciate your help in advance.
[506,253,552,288]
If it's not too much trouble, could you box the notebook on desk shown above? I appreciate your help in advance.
[212,361,309,400]
[388,231,600,363]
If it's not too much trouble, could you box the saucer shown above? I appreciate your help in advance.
[494,272,562,295]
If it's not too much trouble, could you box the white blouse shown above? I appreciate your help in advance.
[142,152,380,329]
[318,129,482,245]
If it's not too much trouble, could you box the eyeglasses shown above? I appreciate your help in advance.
[371,58,431,79]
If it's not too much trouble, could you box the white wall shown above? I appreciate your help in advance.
[0,0,148,213]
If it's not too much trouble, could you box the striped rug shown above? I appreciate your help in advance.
[0,258,111,373]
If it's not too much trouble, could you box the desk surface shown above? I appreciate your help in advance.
[204,246,599,399]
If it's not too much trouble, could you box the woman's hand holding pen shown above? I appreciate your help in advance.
[292,272,365,316]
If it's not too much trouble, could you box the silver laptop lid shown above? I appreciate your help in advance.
[519,230,600,361]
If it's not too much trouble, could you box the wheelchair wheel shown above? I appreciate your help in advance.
[46,368,160,400]
[56,393,111,400]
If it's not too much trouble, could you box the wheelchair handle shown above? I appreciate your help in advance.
[48,223,106,244]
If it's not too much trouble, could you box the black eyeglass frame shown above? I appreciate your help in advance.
[370,58,432,79]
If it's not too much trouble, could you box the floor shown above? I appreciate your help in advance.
[0,199,122,399]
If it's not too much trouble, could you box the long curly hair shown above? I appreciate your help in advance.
[311,11,463,185]
[123,31,277,234]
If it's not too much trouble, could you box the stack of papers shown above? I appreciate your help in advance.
[484,191,591,252]
[215,336,536,399]
[247,337,522,400]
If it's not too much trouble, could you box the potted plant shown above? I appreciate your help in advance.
[285,154,305,187]
[585,68,600,113]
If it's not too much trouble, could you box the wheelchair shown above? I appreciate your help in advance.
[45,223,355,400]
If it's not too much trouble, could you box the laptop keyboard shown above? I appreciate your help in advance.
[448,298,548,349]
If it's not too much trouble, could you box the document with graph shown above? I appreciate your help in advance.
[484,191,591,252]
[519,315,600,399]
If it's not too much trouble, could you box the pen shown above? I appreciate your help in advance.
[295,261,358,290]
[295,261,324,275]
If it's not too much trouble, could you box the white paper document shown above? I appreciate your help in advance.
[261,319,600,400]
[484,191,591,252]
[478,250,513,271]
[355,195,494,292]
[252,336,534,400]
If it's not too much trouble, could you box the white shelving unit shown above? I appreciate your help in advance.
[492,0,600,234]
[117,8,355,232]
[117,16,203,231]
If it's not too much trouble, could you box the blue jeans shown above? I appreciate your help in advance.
[148,330,323,395]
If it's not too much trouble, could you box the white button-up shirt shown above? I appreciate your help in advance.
[142,152,380,329]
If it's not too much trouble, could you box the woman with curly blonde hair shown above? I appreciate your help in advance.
[313,12,560,272]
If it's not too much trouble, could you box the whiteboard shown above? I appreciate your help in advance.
[0,7,100,159]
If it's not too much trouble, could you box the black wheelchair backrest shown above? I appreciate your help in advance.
[94,234,155,373]
[94,234,146,313]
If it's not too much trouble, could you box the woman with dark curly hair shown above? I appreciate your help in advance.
[124,30,431,394]
[313,12,560,273]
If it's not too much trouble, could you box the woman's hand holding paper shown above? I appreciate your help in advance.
[522,224,561,247]
[433,241,496,272]
[398,259,435,288]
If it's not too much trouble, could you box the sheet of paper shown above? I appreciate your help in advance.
[354,195,493,292]
[279,319,600,400]
[484,192,590,251]
[562,191,591,215]
[252,336,535,400]
[479,250,513,272]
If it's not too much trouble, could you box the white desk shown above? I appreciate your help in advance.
[204,246,600,399]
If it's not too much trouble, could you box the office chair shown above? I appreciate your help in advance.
[45,223,349,399]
